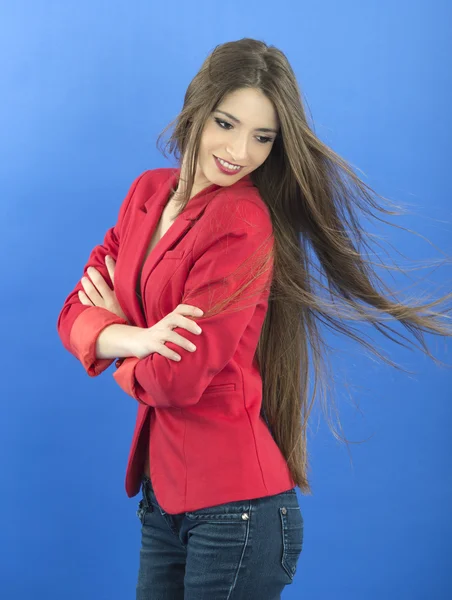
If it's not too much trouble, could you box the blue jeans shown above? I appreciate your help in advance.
[135,475,304,599]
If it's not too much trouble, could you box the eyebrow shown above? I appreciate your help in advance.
[214,110,279,134]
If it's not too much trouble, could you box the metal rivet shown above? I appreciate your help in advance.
[241,512,249,520]
[281,507,287,514]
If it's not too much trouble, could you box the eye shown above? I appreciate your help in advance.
[256,135,273,145]
[214,118,232,130]
[214,118,274,145]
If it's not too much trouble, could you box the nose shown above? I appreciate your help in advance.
[225,135,249,165]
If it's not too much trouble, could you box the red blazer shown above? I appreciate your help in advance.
[57,168,295,513]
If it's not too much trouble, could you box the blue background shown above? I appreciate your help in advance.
[1,1,451,598]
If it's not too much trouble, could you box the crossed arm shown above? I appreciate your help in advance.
[58,195,274,408]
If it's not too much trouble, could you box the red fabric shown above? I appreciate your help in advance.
[112,356,141,400]
[57,168,296,513]
[69,306,128,376]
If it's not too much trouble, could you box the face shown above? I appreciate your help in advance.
[179,87,280,199]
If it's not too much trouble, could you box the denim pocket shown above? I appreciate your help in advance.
[279,503,304,580]
[185,498,252,522]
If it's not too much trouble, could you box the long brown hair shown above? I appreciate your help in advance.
[156,37,452,495]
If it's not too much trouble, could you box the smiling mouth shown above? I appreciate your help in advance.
[214,155,243,168]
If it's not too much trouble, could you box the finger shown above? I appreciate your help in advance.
[86,267,112,298]
[81,275,104,306]
[176,304,204,316]
[157,345,182,361]
[105,255,115,286]
[78,290,94,306]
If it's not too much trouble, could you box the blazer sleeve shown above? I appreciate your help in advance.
[56,171,147,376]
[112,200,274,407]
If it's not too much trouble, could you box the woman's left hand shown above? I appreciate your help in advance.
[78,255,129,322]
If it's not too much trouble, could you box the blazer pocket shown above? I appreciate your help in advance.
[203,382,236,395]
[163,249,185,259]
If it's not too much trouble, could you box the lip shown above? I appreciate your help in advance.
[214,155,243,175]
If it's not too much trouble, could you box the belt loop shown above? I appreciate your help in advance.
[142,477,154,512]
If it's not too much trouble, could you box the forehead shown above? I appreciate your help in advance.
[215,88,279,128]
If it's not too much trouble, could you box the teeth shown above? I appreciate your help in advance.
[217,157,241,171]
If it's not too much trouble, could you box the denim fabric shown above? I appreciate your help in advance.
[135,475,303,599]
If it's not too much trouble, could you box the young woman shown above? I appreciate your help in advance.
[57,38,452,599]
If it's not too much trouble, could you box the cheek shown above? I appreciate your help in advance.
[254,145,273,167]
[199,124,219,150]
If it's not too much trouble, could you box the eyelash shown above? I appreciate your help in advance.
[214,118,274,144]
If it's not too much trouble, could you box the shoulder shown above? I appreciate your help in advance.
[192,185,274,262]
[131,167,174,197]
[204,184,273,236]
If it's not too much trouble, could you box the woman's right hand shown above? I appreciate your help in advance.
[130,304,203,360]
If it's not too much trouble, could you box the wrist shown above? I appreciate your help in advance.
[121,325,143,358]
[96,324,142,359]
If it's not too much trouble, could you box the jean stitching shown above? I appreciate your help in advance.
[226,500,252,599]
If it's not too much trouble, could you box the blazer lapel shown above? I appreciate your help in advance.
[138,174,224,322]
